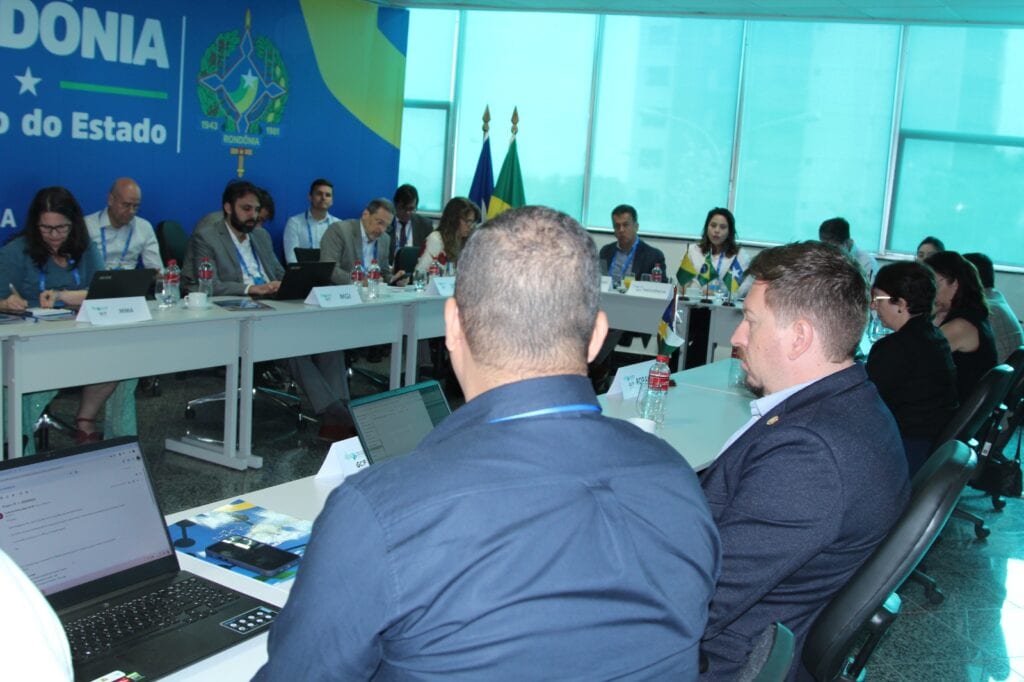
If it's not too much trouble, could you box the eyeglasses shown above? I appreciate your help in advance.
[39,223,72,235]
[872,295,892,303]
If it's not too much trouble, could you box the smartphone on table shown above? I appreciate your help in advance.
[205,535,300,577]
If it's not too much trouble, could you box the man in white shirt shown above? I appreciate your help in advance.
[84,178,163,271]
[282,178,338,263]
[818,216,877,283]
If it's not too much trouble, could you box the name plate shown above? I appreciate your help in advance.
[606,359,655,399]
[426,276,456,297]
[600,275,612,292]
[305,285,361,308]
[76,297,152,325]
[316,436,370,482]
[625,281,674,300]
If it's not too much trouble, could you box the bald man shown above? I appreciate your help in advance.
[85,178,163,271]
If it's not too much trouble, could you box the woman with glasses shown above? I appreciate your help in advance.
[415,197,481,274]
[0,186,116,444]
[925,250,998,403]
[866,262,958,475]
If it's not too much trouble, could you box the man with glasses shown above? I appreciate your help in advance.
[386,184,433,267]
[84,178,163,271]
[321,198,407,285]
[282,178,338,263]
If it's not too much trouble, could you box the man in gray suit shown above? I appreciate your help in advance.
[321,198,408,285]
[184,181,354,441]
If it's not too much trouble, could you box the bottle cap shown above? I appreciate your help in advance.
[656,354,669,362]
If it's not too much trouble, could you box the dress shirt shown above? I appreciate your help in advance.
[255,374,720,681]
[360,222,380,267]
[984,288,1023,363]
[84,209,163,271]
[282,210,337,263]
[717,378,817,454]
[226,225,266,286]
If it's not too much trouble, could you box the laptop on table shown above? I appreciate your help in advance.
[251,261,333,301]
[86,269,158,300]
[0,437,279,681]
[349,380,452,465]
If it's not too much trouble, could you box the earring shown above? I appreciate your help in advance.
[897,308,904,314]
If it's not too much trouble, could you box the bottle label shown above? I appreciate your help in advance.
[648,371,670,391]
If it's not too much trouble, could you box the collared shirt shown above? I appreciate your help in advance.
[718,377,818,454]
[282,210,337,263]
[84,209,163,271]
[225,222,263,286]
[360,221,379,267]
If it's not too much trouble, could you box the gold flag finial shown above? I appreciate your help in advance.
[245,9,252,31]
[482,106,490,134]
[511,107,519,136]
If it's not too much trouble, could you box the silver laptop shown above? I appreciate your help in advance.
[350,380,452,464]
[0,437,278,681]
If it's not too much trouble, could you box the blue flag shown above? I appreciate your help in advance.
[469,134,494,216]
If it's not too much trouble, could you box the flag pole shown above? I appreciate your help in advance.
[510,106,519,137]
[482,105,490,134]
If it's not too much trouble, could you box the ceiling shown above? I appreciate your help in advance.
[370,0,1024,26]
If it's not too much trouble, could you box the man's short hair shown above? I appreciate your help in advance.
[611,204,637,223]
[818,217,850,244]
[365,197,396,216]
[748,241,868,362]
[393,184,419,207]
[963,252,995,289]
[456,206,599,373]
[309,178,333,194]
[222,180,259,212]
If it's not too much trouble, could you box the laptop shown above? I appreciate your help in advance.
[292,247,321,263]
[0,437,279,681]
[350,380,452,464]
[86,268,157,300]
[252,261,333,300]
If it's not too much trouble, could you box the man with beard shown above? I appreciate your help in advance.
[183,181,354,440]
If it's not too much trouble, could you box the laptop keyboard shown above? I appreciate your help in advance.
[65,576,240,662]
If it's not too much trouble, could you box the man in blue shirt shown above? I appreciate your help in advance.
[255,206,721,681]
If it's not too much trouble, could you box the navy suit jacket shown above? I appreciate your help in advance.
[598,239,666,278]
[699,363,910,681]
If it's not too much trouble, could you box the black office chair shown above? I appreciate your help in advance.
[970,347,1024,510]
[801,441,976,681]
[738,622,796,682]
[156,220,187,265]
[395,245,420,274]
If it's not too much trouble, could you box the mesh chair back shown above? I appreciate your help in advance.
[933,365,1013,446]
[156,220,188,265]
[802,441,976,681]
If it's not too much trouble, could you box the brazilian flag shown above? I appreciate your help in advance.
[486,137,525,219]
[697,253,719,287]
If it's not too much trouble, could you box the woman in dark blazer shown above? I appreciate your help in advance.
[866,262,958,475]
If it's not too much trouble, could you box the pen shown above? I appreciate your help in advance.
[8,283,17,297]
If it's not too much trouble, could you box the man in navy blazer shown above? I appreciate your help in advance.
[699,241,910,680]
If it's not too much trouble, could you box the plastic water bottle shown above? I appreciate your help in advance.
[352,260,365,286]
[160,259,181,308]
[428,259,441,281]
[638,354,671,425]
[367,259,382,300]
[197,256,215,297]
[651,263,663,283]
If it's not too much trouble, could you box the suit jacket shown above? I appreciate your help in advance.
[598,239,666,278]
[386,213,433,266]
[183,216,284,295]
[321,219,393,285]
[699,363,910,681]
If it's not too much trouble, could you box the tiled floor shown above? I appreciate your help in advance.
[39,364,1024,680]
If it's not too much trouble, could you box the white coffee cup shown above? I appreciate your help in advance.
[186,292,209,308]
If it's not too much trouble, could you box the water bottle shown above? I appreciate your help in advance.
[428,259,441,281]
[352,260,365,286]
[367,259,382,300]
[638,354,671,425]
[651,263,663,283]
[160,259,181,308]
[197,256,215,297]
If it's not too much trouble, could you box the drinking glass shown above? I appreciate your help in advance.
[413,271,427,292]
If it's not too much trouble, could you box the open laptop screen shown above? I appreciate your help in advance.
[0,438,174,599]
[350,381,452,464]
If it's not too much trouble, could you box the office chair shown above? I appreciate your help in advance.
[737,622,795,682]
[801,441,975,682]
[971,346,1024,510]
[156,220,187,265]
[395,245,420,275]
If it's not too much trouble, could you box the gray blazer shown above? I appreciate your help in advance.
[321,219,392,285]
[183,216,284,295]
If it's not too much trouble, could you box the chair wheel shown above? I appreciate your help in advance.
[992,496,1006,511]
[926,587,945,605]
[184,406,196,419]
[975,525,991,540]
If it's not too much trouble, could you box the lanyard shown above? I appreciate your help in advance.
[363,238,379,264]
[613,239,640,278]
[38,259,80,291]
[100,226,134,269]
[233,242,266,285]
[716,252,725,278]
[489,404,601,424]
[305,211,325,248]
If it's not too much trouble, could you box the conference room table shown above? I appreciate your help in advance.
[161,359,753,679]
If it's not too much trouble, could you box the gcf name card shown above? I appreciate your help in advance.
[426,276,455,297]
[305,285,361,308]
[606,359,656,400]
[76,297,152,325]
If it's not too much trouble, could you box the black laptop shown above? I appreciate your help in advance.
[292,247,321,263]
[0,437,279,681]
[349,380,452,464]
[86,268,157,300]
[251,261,333,300]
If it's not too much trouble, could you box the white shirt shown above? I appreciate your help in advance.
[85,209,163,271]
[360,222,381,268]
[718,377,818,454]
[851,244,878,284]
[226,222,266,287]
[283,210,337,263]
[0,548,73,681]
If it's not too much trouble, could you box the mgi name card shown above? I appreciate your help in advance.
[625,281,674,300]
[305,285,362,308]
[426,276,456,297]
[76,296,152,325]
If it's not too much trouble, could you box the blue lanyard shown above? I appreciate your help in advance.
[613,239,640,278]
[489,404,601,424]
[364,238,379,264]
[38,259,80,292]
[305,211,322,248]
[233,242,266,284]
[716,252,725,278]
[100,225,134,269]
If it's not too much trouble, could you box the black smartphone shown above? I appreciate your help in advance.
[205,535,300,577]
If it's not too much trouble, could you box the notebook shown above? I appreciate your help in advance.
[251,261,333,300]
[0,437,279,681]
[350,380,452,464]
[86,268,157,300]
